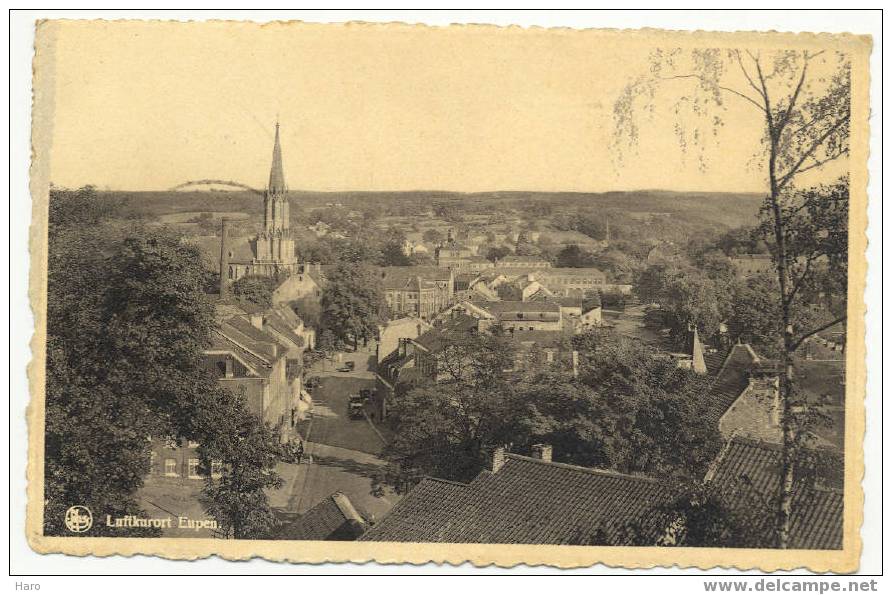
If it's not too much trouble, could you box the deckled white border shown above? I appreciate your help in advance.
[9,8,884,577]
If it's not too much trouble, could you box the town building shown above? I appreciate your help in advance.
[377,317,431,364]
[496,255,552,269]
[534,268,608,297]
[222,122,300,283]
[381,266,454,321]
[146,301,311,486]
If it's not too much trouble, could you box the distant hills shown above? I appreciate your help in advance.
[103,189,764,230]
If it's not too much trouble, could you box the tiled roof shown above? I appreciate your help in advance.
[359,478,470,543]
[264,311,305,349]
[218,317,287,364]
[187,235,256,266]
[277,492,367,541]
[414,315,478,352]
[361,454,667,544]
[708,437,843,550]
[209,328,272,376]
[704,344,760,427]
[703,348,729,377]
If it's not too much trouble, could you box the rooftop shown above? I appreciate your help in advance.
[361,453,666,545]
[708,437,843,550]
[275,492,367,541]
[703,343,761,427]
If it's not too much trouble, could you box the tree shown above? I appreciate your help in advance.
[45,187,283,539]
[46,194,212,535]
[485,245,511,263]
[615,48,851,547]
[378,241,411,267]
[572,334,723,479]
[195,386,284,539]
[422,228,444,245]
[555,244,596,268]
[379,328,520,489]
[320,262,388,349]
[617,481,765,548]
[232,274,278,308]
[290,296,321,329]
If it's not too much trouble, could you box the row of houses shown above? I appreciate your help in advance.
[145,299,314,482]
[382,265,628,322]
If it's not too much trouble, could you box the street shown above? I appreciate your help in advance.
[270,346,399,524]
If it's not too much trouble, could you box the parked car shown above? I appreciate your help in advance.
[348,395,365,419]
[336,361,356,373]
[359,388,373,400]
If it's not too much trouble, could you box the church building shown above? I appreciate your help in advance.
[223,122,300,283]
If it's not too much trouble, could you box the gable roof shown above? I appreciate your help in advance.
[187,235,257,267]
[276,492,367,541]
[704,344,761,427]
[707,437,843,550]
[361,454,667,544]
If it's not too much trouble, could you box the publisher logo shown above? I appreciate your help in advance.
[64,506,93,533]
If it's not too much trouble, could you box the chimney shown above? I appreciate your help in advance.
[530,444,553,462]
[219,218,231,298]
[489,447,506,473]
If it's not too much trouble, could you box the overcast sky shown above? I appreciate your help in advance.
[40,21,844,193]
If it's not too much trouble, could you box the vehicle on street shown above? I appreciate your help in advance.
[359,388,374,400]
[336,361,356,373]
[348,394,365,419]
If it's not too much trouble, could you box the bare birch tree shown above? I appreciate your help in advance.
[613,49,850,548]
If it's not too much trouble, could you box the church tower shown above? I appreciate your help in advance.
[254,121,297,275]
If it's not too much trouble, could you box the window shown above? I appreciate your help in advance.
[188,458,201,479]
[149,451,157,474]
[164,458,177,477]
[211,460,223,479]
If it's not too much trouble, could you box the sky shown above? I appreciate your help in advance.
[39,21,846,193]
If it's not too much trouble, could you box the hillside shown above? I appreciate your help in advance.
[107,189,763,230]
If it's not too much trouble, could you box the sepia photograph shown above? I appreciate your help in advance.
[17,12,877,575]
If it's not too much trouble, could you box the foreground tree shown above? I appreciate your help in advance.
[378,329,520,489]
[45,187,282,538]
[615,48,851,547]
[320,261,388,349]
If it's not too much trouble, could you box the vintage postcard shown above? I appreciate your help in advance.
[27,19,871,571]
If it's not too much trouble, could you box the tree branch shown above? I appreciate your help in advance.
[791,316,847,352]
[734,50,767,101]
[777,113,850,190]
[776,52,810,137]
[657,74,766,113]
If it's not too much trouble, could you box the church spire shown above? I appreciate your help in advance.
[268,121,286,194]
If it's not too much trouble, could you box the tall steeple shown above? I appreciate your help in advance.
[254,120,297,272]
[268,121,286,194]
